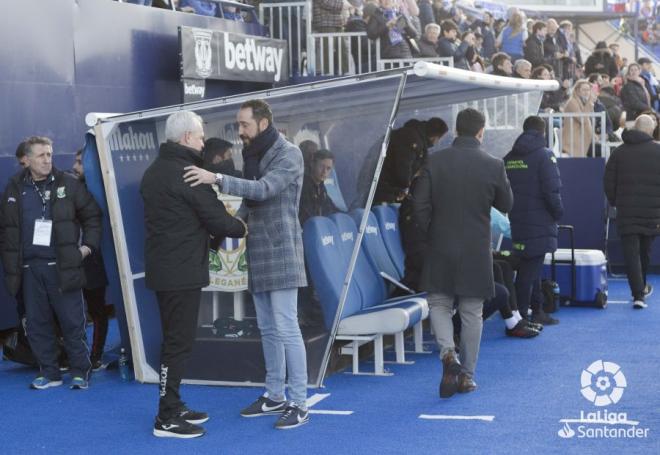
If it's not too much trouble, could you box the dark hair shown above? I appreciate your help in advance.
[203,137,233,165]
[587,73,601,84]
[456,108,485,137]
[15,141,27,159]
[24,136,53,155]
[441,19,458,35]
[532,21,546,34]
[426,117,448,138]
[313,149,335,162]
[491,52,511,69]
[240,99,273,126]
[531,66,548,79]
[523,115,546,135]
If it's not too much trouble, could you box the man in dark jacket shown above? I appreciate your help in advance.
[413,108,513,399]
[436,19,472,70]
[524,21,548,68]
[491,52,513,77]
[299,149,340,225]
[584,42,618,79]
[418,23,441,57]
[604,115,660,309]
[141,110,247,438]
[0,136,101,390]
[504,116,564,325]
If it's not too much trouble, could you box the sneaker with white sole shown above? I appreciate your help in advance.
[178,407,209,424]
[70,376,89,390]
[30,376,63,390]
[644,284,653,298]
[153,416,205,439]
[633,300,648,309]
[275,404,309,430]
[240,395,287,417]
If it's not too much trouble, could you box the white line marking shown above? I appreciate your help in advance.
[309,410,354,415]
[419,414,495,421]
[306,393,330,408]
[607,300,629,304]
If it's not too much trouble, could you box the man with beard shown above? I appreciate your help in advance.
[141,110,247,438]
[183,99,310,430]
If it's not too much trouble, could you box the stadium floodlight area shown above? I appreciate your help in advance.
[88,64,557,387]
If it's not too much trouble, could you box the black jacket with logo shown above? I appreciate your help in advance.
[0,167,102,296]
[140,141,246,291]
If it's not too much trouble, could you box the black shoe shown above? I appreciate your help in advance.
[532,312,559,326]
[178,407,209,425]
[274,404,309,430]
[153,416,205,439]
[505,320,540,338]
[240,395,287,417]
[522,319,543,331]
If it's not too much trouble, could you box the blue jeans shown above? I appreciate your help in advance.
[252,288,307,408]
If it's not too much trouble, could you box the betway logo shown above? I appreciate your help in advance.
[184,82,205,97]
[109,126,156,152]
[385,222,396,231]
[365,226,377,235]
[224,34,284,82]
[341,232,354,242]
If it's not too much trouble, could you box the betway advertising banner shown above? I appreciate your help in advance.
[180,26,288,83]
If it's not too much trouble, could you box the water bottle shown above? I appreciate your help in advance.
[118,348,131,382]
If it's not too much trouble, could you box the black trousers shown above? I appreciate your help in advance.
[621,234,655,301]
[83,286,108,360]
[156,288,201,420]
[23,263,90,380]
[515,255,546,319]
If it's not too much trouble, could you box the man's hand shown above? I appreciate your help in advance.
[79,245,91,259]
[183,166,216,187]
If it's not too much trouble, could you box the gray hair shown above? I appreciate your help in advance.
[165,111,204,143]
[514,59,532,71]
[634,114,656,136]
[425,23,441,34]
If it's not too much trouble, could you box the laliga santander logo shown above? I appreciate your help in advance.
[580,360,627,407]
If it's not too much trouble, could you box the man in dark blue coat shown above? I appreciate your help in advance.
[504,116,564,325]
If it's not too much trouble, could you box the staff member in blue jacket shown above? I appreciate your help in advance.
[504,116,564,326]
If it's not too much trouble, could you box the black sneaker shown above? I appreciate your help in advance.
[240,395,287,418]
[153,416,205,439]
[505,320,540,338]
[178,407,209,425]
[274,404,309,430]
[522,319,543,331]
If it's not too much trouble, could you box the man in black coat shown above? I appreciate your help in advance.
[413,108,513,398]
[604,115,660,309]
[504,116,564,326]
[436,19,472,70]
[524,21,548,68]
[141,110,247,438]
[0,136,101,390]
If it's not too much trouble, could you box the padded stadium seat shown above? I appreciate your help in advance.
[324,168,348,212]
[349,208,401,281]
[372,205,405,278]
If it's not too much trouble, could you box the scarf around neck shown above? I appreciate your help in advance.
[242,123,279,181]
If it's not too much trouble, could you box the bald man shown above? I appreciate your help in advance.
[605,114,660,309]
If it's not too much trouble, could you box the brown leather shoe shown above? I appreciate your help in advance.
[457,373,477,394]
[439,351,461,398]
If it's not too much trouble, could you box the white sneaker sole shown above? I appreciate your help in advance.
[30,380,63,390]
[153,429,204,439]
[184,417,209,425]
[275,418,310,430]
[633,301,648,309]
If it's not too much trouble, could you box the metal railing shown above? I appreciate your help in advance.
[453,93,534,130]
[539,112,609,158]
[259,1,309,78]
[378,57,453,71]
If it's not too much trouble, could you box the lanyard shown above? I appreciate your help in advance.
[30,175,52,220]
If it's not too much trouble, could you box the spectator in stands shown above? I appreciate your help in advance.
[621,63,652,121]
[543,19,564,79]
[609,43,624,73]
[598,73,625,136]
[436,20,473,70]
[312,0,349,33]
[374,117,447,204]
[584,42,619,79]
[496,11,524,62]
[299,150,339,225]
[562,79,595,156]
[524,21,548,68]
[490,52,512,77]
[412,108,513,398]
[418,23,441,57]
[15,140,29,168]
[72,150,110,371]
[432,0,451,24]
[604,114,660,309]
[504,116,563,326]
[638,57,660,112]
[557,20,577,81]
[345,2,373,73]
[0,136,101,391]
[513,59,532,79]
[417,0,435,31]
[203,138,241,177]
[222,6,243,21]
[479,11,497,61]
[183,99,310,430]
[397,0,421,36]
[142,111,246,438]
[587,74,616,145]
[366,0,418,59]
[533,65,568,112]
[179,0,217,16]
[464,31,485,72]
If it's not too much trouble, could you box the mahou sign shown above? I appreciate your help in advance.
[180,26,288,84]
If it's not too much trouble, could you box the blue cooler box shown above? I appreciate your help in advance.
[543,249,608,308]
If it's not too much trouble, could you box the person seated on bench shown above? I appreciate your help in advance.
[298,150,340,225]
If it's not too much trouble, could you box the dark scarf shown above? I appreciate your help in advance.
[242,123,279,181]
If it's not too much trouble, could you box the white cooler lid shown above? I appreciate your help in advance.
[544,249,606,265]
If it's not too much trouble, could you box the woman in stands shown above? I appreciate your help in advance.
[496,11,525,63]
[620,63,652,123]
[561,79,595,156]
